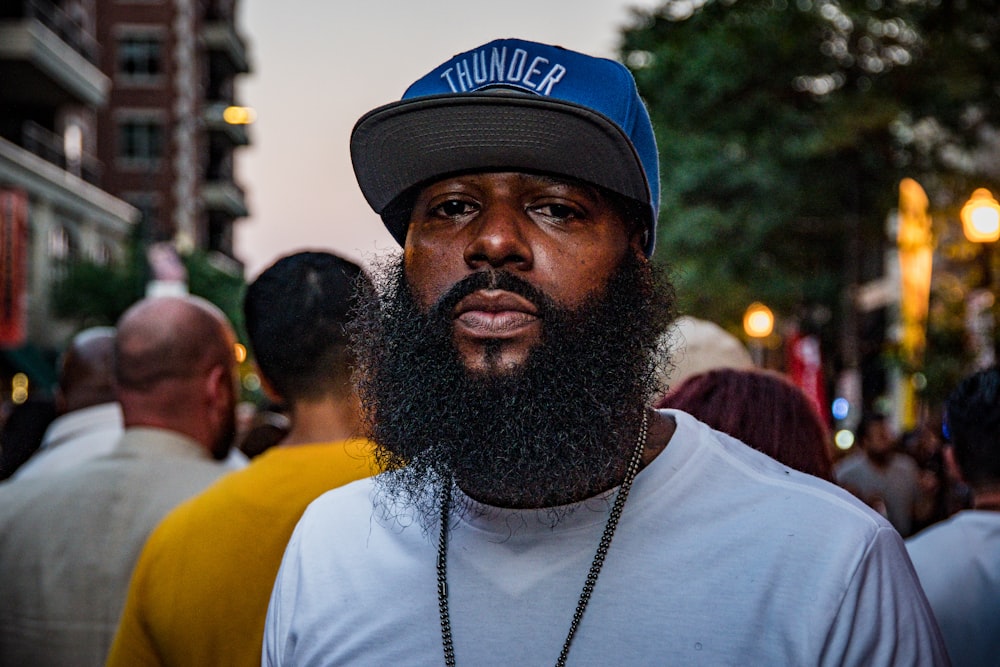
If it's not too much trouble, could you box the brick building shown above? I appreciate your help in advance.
[94,0,251,264]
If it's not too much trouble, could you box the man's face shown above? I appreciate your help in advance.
[403,171,641,374]
[352,170,673,512]
[864,420,895,458]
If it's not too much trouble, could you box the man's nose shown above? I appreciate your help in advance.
[462,204,533,271]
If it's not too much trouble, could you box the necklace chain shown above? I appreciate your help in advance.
[436,411,649,667]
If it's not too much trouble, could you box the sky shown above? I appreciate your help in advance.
[233,0,661,279]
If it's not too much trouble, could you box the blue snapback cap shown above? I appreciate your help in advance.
[350,38,660,256]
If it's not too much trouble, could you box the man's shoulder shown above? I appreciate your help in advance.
[0,460,110,513]
[146,445,378,553]
[909,510,1000,551]
[299,473,379,514]
[664,410,885,530]
[156,442,374,522]
[287,475,385,539]
[41,402,122,441]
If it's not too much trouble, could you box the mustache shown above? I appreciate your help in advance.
[428,270,558,321]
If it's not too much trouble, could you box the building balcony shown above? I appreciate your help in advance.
[0,135,137,234]
[201,179,248,218]
[202,20,250,74]
[19,120,103,185]
[0,0,108,107]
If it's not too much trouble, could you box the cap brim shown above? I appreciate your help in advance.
[350,92,651,247]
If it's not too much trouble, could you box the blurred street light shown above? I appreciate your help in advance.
[961,188,1000,243]
[743,302,774,368]
[743,302,774,338]
[223,106,257,125]
[961,187,1000,370]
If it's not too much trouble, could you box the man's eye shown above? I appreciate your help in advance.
[535,203,578,220]
[434,200,475,217]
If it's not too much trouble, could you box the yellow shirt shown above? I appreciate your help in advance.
[106,440,378,667]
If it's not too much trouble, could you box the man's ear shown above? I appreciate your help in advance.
[628,223,649,259]
[629,233,648,260]
[204,364,232,411]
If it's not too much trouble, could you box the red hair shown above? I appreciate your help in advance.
[658,368,834,481]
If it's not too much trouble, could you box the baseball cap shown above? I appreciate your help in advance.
[350,38,660,256]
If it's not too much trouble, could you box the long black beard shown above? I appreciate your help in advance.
[350,252,675,524]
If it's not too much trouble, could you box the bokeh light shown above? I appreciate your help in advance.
[834,429,855,451]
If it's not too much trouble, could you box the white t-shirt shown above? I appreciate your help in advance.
[907,510,1000,667]
[265,410,947,666]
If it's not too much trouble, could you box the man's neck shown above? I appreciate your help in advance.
[280,395,360,447]
[642,410,675,468]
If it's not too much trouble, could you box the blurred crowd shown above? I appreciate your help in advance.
[0,266,993,665]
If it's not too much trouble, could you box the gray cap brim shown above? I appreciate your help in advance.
[350,92,653,252]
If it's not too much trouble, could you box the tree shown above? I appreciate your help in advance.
[52,240,247,340]
[620,0,1000,408]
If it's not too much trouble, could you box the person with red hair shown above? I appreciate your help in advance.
[658,367,834,481]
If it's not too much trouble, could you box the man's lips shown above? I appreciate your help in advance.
[453,290,540,337]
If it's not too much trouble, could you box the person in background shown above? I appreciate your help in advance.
[901,422,972,532]
[0,295,241,667]
[657,368,834,481]
[11,327,246,479]
[107,251,379,667]
[907,366,1000,666]
[10,327,120,480]
[263,37,945,666]
[835,411,933,536]
[0,395,56,480]
[654,315,753,402]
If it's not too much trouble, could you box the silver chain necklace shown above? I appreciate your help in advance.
[436,410,649,667]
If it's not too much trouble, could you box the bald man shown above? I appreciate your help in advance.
[0,296,242,667]
[12,327,121,479]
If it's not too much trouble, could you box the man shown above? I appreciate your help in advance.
[264,38,946,665]
[107,252,379,666]
[11,327,121,479]
[907,367,1000,666]
[0,295,240,667]
[835,412,932,536]
[12,327,247,479]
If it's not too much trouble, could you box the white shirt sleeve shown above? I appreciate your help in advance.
[821,525,950,666]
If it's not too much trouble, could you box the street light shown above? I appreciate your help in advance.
[743,302,774,367]
[961,188,1000,243]
[743,302,774,338]
[961,187,1000,369]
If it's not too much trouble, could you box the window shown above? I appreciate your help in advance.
[118,36,163,80]
[118,120,164,163]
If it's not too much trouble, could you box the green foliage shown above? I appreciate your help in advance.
[51,232,147,328]
[621,0,1000,386]
[183,249,247,339]
[50,261,134,327]
[51,241,246,338]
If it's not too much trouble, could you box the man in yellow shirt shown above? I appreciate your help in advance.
[107,252,379,666]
